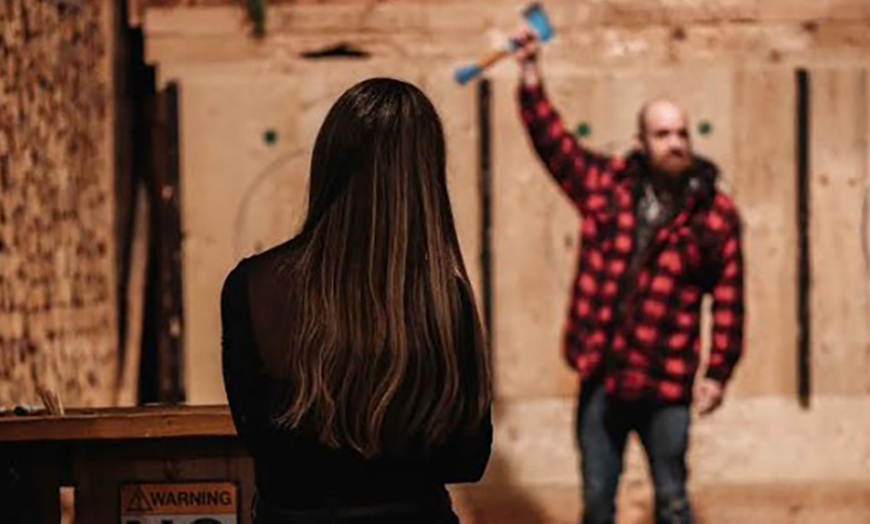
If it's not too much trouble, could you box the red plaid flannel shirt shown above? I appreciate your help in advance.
[519,83,745,403]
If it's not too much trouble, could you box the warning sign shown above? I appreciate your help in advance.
[119,482,238,524]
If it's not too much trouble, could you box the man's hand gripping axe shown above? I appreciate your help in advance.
[453,3,554,85]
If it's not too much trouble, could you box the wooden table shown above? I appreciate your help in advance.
[0,405,253,524]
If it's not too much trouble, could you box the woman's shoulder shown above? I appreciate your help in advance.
[221,257,250,305]
[245,235,306,273]
[224,235,305,291]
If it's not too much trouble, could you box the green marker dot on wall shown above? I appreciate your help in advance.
[263,128,278,145]
[698,120,712,136]
[576,122,592,138]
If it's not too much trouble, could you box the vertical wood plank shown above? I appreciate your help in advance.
[810,68,870,396]
[728,68,798,397]
[180,71,303,404]
[491,73,580,400]
[153,82,185,402]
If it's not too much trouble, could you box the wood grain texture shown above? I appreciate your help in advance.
[809,68,870,396]
[728,68,798,396]
[0,0,118,408]
[72,438,254,524]
[0,405,234,442]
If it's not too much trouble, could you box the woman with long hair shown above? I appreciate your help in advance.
[221,77,493,524]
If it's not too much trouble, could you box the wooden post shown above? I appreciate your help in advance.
[478,78,494,353]
[152,83,186,403]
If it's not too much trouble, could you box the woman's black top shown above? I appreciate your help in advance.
[220,241,492,513]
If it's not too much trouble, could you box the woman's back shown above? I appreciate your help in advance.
[222,240,491,509]
[220,78,492,523]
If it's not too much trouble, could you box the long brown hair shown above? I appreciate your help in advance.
[274,78,490,457]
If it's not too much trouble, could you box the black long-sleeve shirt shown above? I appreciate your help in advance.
[220,242,492,510]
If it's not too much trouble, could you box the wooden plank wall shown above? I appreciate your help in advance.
[139,0,870,403]
[140,2,870,522]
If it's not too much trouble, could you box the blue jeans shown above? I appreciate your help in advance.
[576,381,695,524]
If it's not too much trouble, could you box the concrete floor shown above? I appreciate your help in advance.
[451,482,870,524]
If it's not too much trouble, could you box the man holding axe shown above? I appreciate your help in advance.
[509,21,746,524]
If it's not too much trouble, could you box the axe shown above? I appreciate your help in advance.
[454,3,554,85]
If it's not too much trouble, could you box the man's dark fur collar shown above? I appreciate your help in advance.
[623,150,718,205]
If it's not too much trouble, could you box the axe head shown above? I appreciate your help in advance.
[523,3,554,43]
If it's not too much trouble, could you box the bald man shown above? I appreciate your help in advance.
[511,28,745,524]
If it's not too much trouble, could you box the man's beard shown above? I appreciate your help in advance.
[651,151,692,178]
